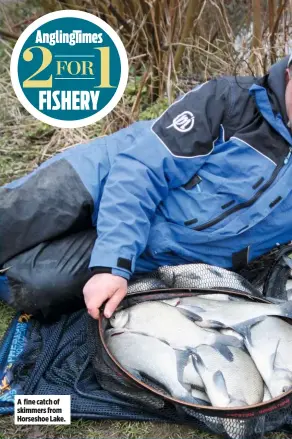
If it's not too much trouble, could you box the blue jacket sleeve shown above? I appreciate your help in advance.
[89,79,230,278]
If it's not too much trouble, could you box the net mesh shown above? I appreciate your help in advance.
[10,311,165,421]
[6,254,292,438]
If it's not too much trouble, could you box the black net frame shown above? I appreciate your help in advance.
[95,289,292,439]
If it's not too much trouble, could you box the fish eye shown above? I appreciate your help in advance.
[283,386,291,393]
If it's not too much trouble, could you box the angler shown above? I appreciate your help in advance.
[1,54,292,318]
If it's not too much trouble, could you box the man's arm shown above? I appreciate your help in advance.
[84,79,230,318]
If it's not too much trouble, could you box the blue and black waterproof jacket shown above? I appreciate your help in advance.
[1,56,292,280]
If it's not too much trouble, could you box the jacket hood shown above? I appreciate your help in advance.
[267,55,290,124]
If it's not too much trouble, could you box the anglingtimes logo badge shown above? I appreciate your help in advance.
[10,10,128,128]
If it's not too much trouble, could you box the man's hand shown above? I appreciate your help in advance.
[83,273,127,319]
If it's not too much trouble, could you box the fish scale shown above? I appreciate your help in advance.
[158,263,259,295]
[245,316,292,398]
[193,344,264,407]
[127,263,260,296]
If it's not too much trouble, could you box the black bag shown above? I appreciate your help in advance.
[239,242,292,300]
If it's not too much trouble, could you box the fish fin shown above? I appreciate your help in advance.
[280,301,292,318]
[127,368,143,381]
[137,370,174,395]
[271,357,292,378]
[212,343,234,362]
[191,351,206,375]
[283,256,292,269]
[184,305,206,313]
[271,340,292,378]
[179,393,210,406]
[216,334,243,349]
[191,397,211,406]
[232,316,265,346]
[213,370,230,403]
[162,298,180,306]
[271,339,281,371]
[171,343,187,351]
[176,350,192,384]
[228,296,242,301]
[228,398,247,408]
[176,307,203,322]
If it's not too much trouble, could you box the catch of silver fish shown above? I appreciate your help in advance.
[106,292,292,414]
[106,328,206,405]
[163,296,292,329]
[110,301,241,351]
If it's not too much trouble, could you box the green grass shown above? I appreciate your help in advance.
[0,302,15,339]
[0,416,216,439]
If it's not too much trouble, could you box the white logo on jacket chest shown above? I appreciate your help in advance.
[166,111,195,133]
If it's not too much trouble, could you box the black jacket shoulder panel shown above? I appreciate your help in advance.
[267,56,289,123]
[151,79,230,158]
[216,75,258,140]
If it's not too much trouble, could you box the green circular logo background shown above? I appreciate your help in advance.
[10,11,128,128]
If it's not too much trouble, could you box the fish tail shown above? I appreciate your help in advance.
[191,349,212,380]
[232,316,265,345]
[176,306,203,322]
[175,349,192,384]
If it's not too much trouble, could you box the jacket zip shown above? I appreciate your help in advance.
[193,148,292,232]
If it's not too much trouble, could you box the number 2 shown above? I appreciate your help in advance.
[23,46,53,89]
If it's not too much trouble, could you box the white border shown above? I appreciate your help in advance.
[10,10,129,128]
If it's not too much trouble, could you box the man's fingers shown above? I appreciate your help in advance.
[83,273,128,320]
[87,307,100,320]
[104,289,126,318]
[84,289,110,320]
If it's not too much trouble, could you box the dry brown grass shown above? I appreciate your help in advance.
[0,0,291,185]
